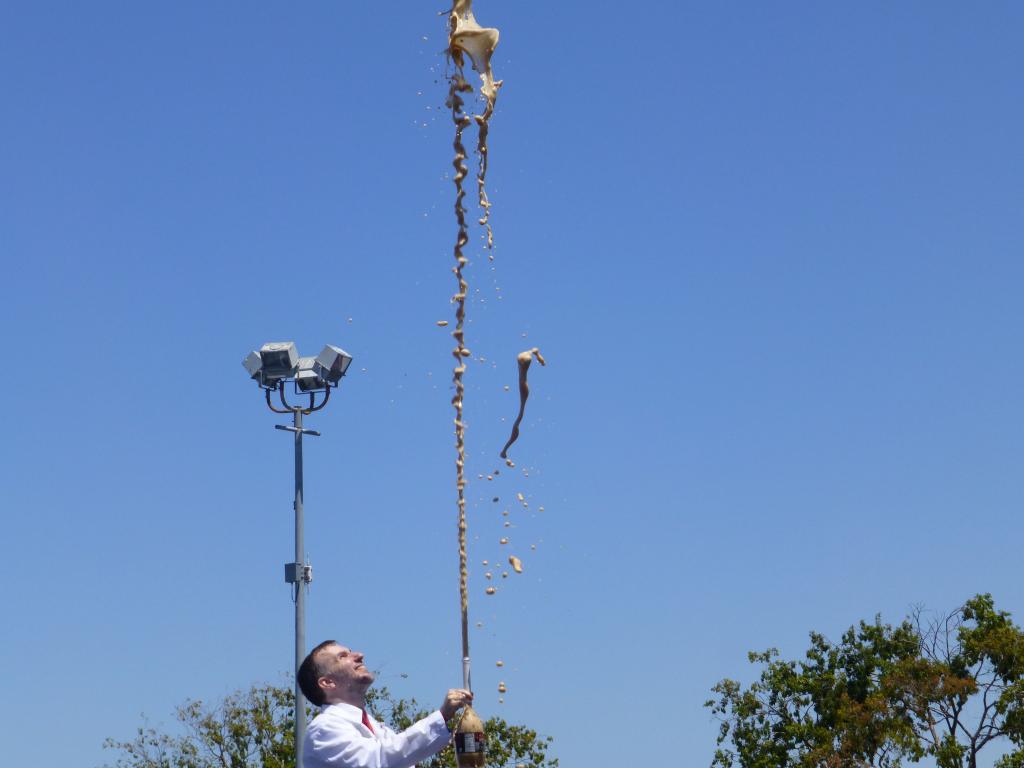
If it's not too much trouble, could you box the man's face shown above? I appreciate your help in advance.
[317,643,375,700]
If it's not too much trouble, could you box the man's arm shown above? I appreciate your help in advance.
[304,690,473,768]
[306,711,449,768]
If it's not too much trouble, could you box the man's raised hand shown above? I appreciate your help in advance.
[440,688,474,720]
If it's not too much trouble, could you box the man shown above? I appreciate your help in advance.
[298,639,474,768]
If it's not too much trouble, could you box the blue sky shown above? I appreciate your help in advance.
[2,2,1023,766]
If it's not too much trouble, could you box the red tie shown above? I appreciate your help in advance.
[361,710,375,734]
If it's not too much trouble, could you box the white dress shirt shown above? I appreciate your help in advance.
[303,701,451,768]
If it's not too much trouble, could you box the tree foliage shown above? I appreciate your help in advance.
[907,594,1024,768]
[365,686,556,768]
[103,681,556,768]
[706,594,1024,768]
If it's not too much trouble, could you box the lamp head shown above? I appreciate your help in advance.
[242,350,262,381]
[295,356,328,393]
[258,341,298,388]
[315,345,353,386]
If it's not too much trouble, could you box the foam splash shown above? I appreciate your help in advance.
[448,0,502,252]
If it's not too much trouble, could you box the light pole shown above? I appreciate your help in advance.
[243,342,353,767]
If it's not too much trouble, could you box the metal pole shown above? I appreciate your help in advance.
[294,406,306,767]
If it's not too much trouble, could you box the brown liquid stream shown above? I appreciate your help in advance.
[499,348,546,459]
[447,0,501,691]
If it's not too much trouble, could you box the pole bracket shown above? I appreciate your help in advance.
[284,562,314,584]
[275,424,321,437]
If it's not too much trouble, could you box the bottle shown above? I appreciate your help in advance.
[454,705,486,767]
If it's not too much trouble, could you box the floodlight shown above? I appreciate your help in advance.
[314,345,353,385]
[242,350,262,380]
[295,356,327,393]
[258,341,298,387]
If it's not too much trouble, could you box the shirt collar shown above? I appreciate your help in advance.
[324,701,370,724]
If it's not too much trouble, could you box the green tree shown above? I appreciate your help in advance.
[706,595,1024,768]
[103,681,556,768]
[898,594,1024,768]
[706,618,924,768]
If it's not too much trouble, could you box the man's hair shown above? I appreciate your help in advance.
[298,639,338,707]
